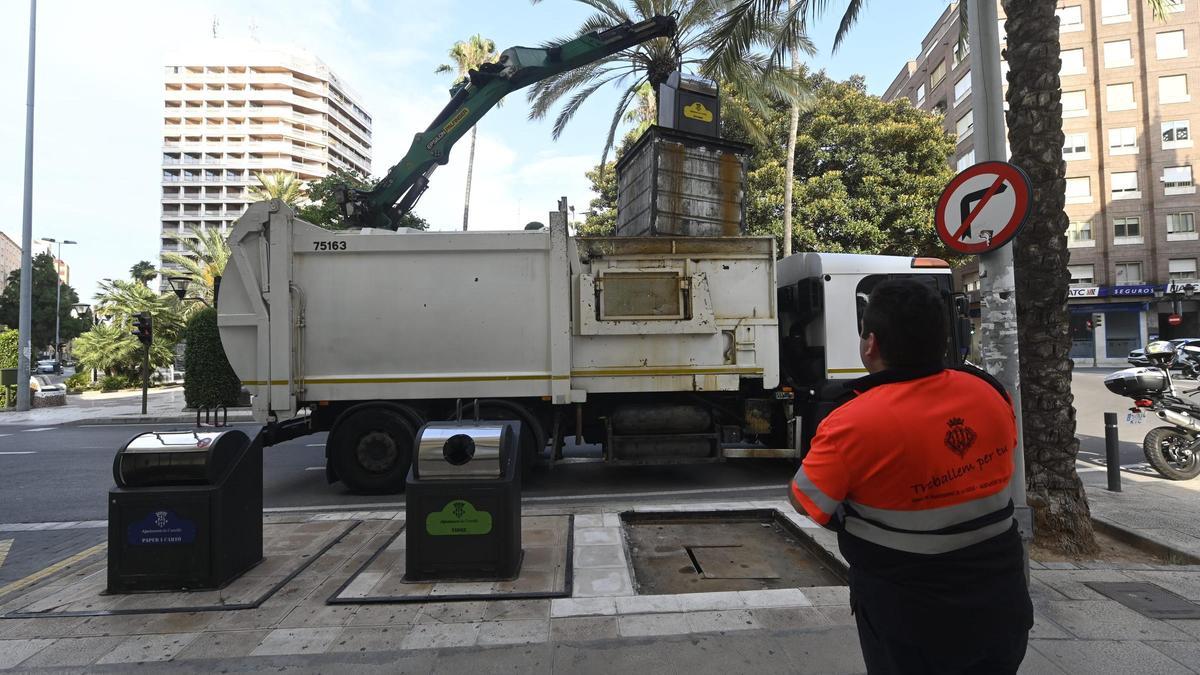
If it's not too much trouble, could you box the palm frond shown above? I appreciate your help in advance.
[599,81,643,168]
[552,71,635,139]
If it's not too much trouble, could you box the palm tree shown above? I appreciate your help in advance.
[248,171,303,206]
[129,260,156,286]
[528,0,813,168]
[437,35,500,231]
[160,226,230,306]
[82,279,184,375]
[807,0,1171,554]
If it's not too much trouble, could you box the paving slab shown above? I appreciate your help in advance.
[327,625,410,653]
[14,635,124,668]
[173,629,271,661]
[750,606,834,630]
[1037,600,1191,641]
[399,621,480,650]
[94,632,199,664]
[0,638,53,669]
[249,626,341,656]
[684,609,760,633]
[549,616,620,642]
[616,612,692,637]
[1029,639,1193,675]
[477,618,550,645]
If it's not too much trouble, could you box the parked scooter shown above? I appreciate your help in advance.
[1105,340,1200,480]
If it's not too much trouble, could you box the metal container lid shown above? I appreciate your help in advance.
[416,423,507,479]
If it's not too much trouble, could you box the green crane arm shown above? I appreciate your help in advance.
[337,14,677,230]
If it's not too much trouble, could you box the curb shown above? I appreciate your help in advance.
[1092,515,1200,564]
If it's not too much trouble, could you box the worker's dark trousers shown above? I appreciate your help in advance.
[854,609,1029,675]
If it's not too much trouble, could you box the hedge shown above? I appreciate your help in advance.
[183,308,241,408]
[0,329,17,369]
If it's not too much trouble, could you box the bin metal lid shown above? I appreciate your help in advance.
[121,431,227,454]
[416,423,506,479]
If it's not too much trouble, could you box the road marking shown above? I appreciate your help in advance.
[305,466,325,471]
[0,539,11,570]
[0,452,37,456]
[306,443,324,447]
[0,542,107,600]
[0,433,11,438]
[22,427,52,433]
[0,520,107,532]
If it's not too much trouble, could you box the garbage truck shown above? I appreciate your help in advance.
[213,16,971,493]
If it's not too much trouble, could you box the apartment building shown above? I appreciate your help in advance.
[161,41,372,287]
[0,232,20,294]
[884,0,1199,365]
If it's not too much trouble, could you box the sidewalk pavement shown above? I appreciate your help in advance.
[3,466,1200,673]
[0,388,254,427]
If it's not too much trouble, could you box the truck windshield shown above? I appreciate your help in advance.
[855,274,964,366]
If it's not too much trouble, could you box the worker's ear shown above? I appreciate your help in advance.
[859,331,882,372]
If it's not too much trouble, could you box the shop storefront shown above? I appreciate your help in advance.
[1068,285,1152,366]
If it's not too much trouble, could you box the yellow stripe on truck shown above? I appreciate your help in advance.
[243,366,764,386]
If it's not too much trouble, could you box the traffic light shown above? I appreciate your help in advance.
[131,312,152,346]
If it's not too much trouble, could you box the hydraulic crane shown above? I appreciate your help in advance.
[336,15,677,231]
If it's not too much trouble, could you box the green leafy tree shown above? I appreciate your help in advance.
[726,73,957,258]
[0,252,87,352]
[528,0,813,166]
[437,35,501,231]
[299,169,430,231]
[248,171,304,206]
[129,260,157,286]
[580,161,618,236]
[160,226,231,306]
[182,307,241,408]
[75,280,184,378]
[0,328,17,369]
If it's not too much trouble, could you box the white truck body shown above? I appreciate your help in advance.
[217,202,779,423]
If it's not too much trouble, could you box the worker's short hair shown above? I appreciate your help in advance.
[860,279,946,368]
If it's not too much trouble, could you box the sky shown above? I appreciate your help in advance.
[0,0,949,304]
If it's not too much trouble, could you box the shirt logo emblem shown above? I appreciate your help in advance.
[944,417,977,458]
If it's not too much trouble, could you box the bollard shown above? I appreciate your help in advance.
[1104,412,1121,492]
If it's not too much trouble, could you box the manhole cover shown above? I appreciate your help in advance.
[1085,582,1200,620]
[622,509,845,595]
[688,545,781,579]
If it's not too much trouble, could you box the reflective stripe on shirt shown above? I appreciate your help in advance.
[845,490,1013,533]
[791,468,840,515]
[843,514,1015,555]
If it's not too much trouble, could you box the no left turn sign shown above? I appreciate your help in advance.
[934,161,1032,254]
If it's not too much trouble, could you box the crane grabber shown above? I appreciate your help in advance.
[335,14,678,231]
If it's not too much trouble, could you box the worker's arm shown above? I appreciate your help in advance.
[339,14,677,231]
[789,414,853,531]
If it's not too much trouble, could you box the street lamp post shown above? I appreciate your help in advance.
[167,276,210,306]
[42,237,76,371]
[71,302,97,383]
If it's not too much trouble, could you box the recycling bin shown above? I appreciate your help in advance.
[107,429,263,593]
[405,421,522,581]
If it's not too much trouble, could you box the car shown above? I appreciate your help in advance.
[35,359,58,374]
[1128,338,1200,368]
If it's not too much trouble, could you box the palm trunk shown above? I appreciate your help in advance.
[462,126,477,231]
[1003,0,1098,554]
[783,0,800,258]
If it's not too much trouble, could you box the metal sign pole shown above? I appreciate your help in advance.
[966,0,1031,543]
[15,0,37,412]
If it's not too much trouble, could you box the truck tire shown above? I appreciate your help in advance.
[462,399,545,473]
[1143,426,1200,481]
[328,407,415,494]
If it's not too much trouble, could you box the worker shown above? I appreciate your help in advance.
[789,278,1032,674]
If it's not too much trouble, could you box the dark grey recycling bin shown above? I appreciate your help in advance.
[405,421,522,581]
[107,429,262,593]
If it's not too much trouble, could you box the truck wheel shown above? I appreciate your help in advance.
[328,408,415,494]
[462,399,545,474]
[1143,426,1200,481]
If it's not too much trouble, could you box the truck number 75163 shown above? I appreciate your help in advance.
[313,241,348,251]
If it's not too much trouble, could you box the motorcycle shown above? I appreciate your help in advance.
[1104,340,1200,480]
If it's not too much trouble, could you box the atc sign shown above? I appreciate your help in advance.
[935,161,1033,254]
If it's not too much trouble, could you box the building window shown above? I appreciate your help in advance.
[998,19,1007,44]
[1069,264,1096,285]
[1156,30,1187,60]
[1164,165,1196,195]
[1163,120,1192,149]
[1103,40,1134,68]
[1068,219,1094,245]
[1066,176,1092,203]
[957,149,976,171]
[1114,216,1141,238]
[1115,262,1143,285]
[953,40,970,67]
[1109,126,1138,154]
[1061,49,1086,76]
[1063,90,1087,117]
[931,59,947,87]
[1160,74,1190,104]
[916,83,926,105]
[1063,132,1089,159]
[1168,213,1197,242]
[954,73,972,104]
[1057,5,1084,31]
[1165,0,1185,12]
[1112,172,1141,199]
[1102,0,1130,22]
[956,110,974,142]
[1170,259,1197,280]
[1107,83,1136,111]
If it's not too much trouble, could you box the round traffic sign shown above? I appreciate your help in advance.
[1169,314,1183,326]
[934,161,1032,254]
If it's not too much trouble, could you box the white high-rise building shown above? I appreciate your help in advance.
[160,42,372,285]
